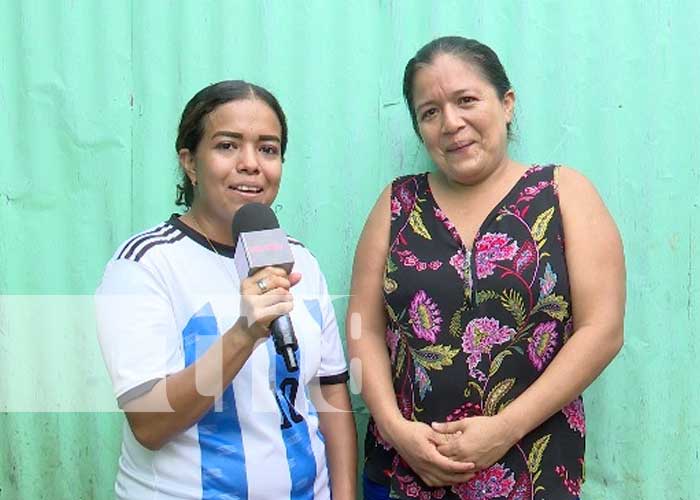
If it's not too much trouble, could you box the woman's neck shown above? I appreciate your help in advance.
[180,209,234,246]
[435,157,520,198]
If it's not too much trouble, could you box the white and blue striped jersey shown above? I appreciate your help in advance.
[96,215,348,500]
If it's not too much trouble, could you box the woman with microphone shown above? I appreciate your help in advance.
[96,80,356,499]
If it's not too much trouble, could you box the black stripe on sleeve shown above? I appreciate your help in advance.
[319,371,350,385]
[116,378,162,408]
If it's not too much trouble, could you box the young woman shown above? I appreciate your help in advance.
[97,80,356,500]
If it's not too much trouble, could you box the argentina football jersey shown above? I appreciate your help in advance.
[96,216,348,499]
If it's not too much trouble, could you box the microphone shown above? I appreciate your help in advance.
[231,203,299,372]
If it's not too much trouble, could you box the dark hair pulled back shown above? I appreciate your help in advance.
[175,80,287,208]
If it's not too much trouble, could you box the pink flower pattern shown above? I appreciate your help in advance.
[451,463,515,499]
[445,402,482,421]
[368,420,393,451]
[449,249,467,279]
[397,392,413,420]
[372,167,582,499]
[508,178,552,217]
[474,233,519,279]
[513,240,536,273]
[397,183,417,212]
[386,325,400,362]
[409,290,443,343]
[396,473,447,499]
[449,248,473,295]
[562,398,585,436]
[527,321,559,371]
[507,472,532,500]
[462,317,515,376]
[563,317,574,341]
[555,463,583,496]
[397,249,442,272]
[434,206,462,243]
[391,196,402,219]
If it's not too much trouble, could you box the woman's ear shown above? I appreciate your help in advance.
[503,89,516,124]
[178,149,197,186]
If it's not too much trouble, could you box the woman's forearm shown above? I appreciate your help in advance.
[493,166,626,442]
[349,327,405,442]
[317,383,357,500]
[125,318,258,450]
[498,322,623,443]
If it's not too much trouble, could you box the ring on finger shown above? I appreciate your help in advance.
[256,278,269,293]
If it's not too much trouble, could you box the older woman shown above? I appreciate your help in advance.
[348,37,625,500]
[96,80,356,499]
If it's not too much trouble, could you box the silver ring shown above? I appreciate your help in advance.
[256,278,269,293]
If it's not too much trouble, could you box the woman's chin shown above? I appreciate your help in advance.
[440,162,490,186]
[227,190,275,211]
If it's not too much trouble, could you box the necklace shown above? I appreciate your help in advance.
[185,213,241,287]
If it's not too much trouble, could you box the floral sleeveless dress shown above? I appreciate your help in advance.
[364,165,585,500]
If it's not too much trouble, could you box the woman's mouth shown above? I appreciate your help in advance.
[230,184,263,195]
[445,140,475,153]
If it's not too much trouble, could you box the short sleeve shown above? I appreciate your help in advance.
[95,258,182,406]
[313,266,349,384]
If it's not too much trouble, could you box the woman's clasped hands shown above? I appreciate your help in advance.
[431,414,519,474]
[384,419,474,487]
[386,413,519,487]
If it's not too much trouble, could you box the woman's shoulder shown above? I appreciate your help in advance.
[520,164,599,204]
[109,216,182,265]
[389,172,428,191]
[288,237,323,273]
[551,165,601,207]
[391,171,426,182]
[97,218,182,293]
[287,238,335,295]
[288,236,313,264]
[553,164,592,185]
[100,216,189,290]
[386,172,430,216]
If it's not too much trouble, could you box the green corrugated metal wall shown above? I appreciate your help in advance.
[1,1,698,498]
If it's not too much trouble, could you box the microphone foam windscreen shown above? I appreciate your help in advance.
[231,202,280,245]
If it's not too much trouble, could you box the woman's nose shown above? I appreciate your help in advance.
[441,104,464,134]
[237,144,259,173]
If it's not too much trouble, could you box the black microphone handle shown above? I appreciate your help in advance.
[271,314,299,372]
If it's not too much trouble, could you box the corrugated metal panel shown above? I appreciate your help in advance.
[1,1,698,498]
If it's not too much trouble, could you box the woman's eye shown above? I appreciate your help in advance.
[260,145,279,156]
[216,142,237,151]
[420,108,438,121]
[458,96,476,105]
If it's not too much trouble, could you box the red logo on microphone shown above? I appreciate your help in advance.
[250,243,284,253]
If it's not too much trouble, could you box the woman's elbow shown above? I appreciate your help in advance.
[132,429,165,451]
[135,432,165,451]
[126,415,167,451]
[614,329,624,355]
[606,323,624,360]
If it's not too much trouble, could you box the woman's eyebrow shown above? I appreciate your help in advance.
[211,131,280,142]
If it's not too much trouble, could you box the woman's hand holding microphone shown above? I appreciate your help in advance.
[238,266,302,342]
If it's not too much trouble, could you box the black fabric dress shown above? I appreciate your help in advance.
[364,165,585,500]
